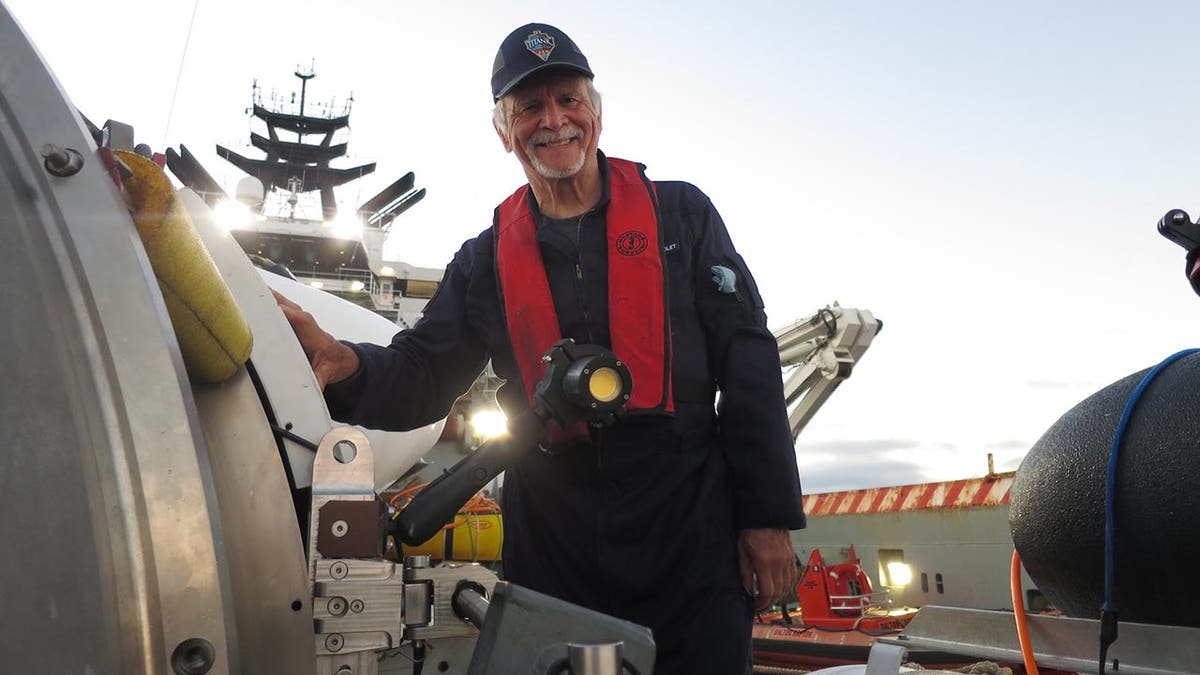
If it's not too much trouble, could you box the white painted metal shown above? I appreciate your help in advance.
[775,304,881,440]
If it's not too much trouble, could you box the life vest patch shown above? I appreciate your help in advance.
[616,230,648,256]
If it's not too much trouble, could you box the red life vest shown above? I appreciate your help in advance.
[494,157,673,427]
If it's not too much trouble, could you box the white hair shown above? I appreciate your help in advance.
[493,79,602,133]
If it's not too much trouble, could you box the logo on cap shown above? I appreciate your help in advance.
[525,30,556,61]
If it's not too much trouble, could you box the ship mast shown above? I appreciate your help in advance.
[295,66,314,117]
[216,68,374,220]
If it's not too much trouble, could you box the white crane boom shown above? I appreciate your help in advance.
[774,304,881,440]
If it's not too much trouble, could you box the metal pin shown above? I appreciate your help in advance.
[40,144,84,177]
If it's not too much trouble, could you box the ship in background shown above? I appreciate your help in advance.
[794,459,1040,612]
[754,459,1046,671]
[167,68,443,329]
[174,66,510,504]
[166,67,507,524]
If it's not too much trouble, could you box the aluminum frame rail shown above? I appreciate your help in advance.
[882,605,1200,675]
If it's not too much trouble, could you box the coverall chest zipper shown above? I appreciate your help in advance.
[573,213,596,345]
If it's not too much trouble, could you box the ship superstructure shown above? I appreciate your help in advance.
[168,69,439,326]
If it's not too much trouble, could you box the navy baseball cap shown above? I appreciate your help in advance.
[491,23,594,101]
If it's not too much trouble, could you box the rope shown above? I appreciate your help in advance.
[954,663,1013,675]
[162,0,201,149]
[752,666,812,675]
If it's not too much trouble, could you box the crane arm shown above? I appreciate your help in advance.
[774,304,881,441]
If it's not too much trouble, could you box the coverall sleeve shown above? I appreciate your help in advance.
[324,241,490,432]
[689,191,807,530]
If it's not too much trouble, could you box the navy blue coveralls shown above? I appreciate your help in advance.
[325,152,806,674]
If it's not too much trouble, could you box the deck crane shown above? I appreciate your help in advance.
[774,304,882,440]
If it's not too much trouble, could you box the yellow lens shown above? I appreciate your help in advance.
[588,367,622,403]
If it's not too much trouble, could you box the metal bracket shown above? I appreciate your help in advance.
[306,427,500,673]
[864,641,908,675]
[309,428,376,578]
[404,562,499,641]
[313,558,404,654]
[309,427,388,675]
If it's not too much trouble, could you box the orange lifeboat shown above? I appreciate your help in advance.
[793,546,914,630]
[753,547,938,670]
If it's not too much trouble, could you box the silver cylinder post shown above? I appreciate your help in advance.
[451,582,491,628]
[568,641,623,675]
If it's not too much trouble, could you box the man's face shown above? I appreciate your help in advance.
[496,73,601,180]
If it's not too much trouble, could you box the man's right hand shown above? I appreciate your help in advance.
[272,289,361,390]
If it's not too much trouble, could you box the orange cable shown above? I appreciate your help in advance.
[387,481,430,509]
[388,484,502,533]
[1010,551,1040,675]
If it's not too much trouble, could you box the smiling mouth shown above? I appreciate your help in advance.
[538,137,577,148]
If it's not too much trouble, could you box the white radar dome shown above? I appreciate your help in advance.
[235,176,265,211]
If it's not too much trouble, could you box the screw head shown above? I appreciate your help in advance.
[350,599,365,613]
[327,597,347,616]
[331,520,349,537]
[170,637,215,675]
[330,561,349,579]
[325,633,344,652]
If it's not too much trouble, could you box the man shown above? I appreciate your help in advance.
[277,23,805,674]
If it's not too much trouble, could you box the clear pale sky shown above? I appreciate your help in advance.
[8,0,1200,491]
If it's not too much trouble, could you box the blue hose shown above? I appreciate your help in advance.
[1101,347,1200,672]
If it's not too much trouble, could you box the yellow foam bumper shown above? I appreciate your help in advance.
[117,150,252,383]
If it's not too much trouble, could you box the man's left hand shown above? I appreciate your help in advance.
[737,528,797,611]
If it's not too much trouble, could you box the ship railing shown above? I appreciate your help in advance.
[828,590,894,615]
[294,267,372,284]
[290,267,395,311]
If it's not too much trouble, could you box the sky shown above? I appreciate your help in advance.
[8,0,1200,492]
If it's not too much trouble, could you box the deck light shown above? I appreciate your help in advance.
[327,210,361,241]
[886,561,913,587]
[213,199,251,232]
[469,409,509,442]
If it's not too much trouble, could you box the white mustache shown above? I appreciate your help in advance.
[529,126,582,146]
